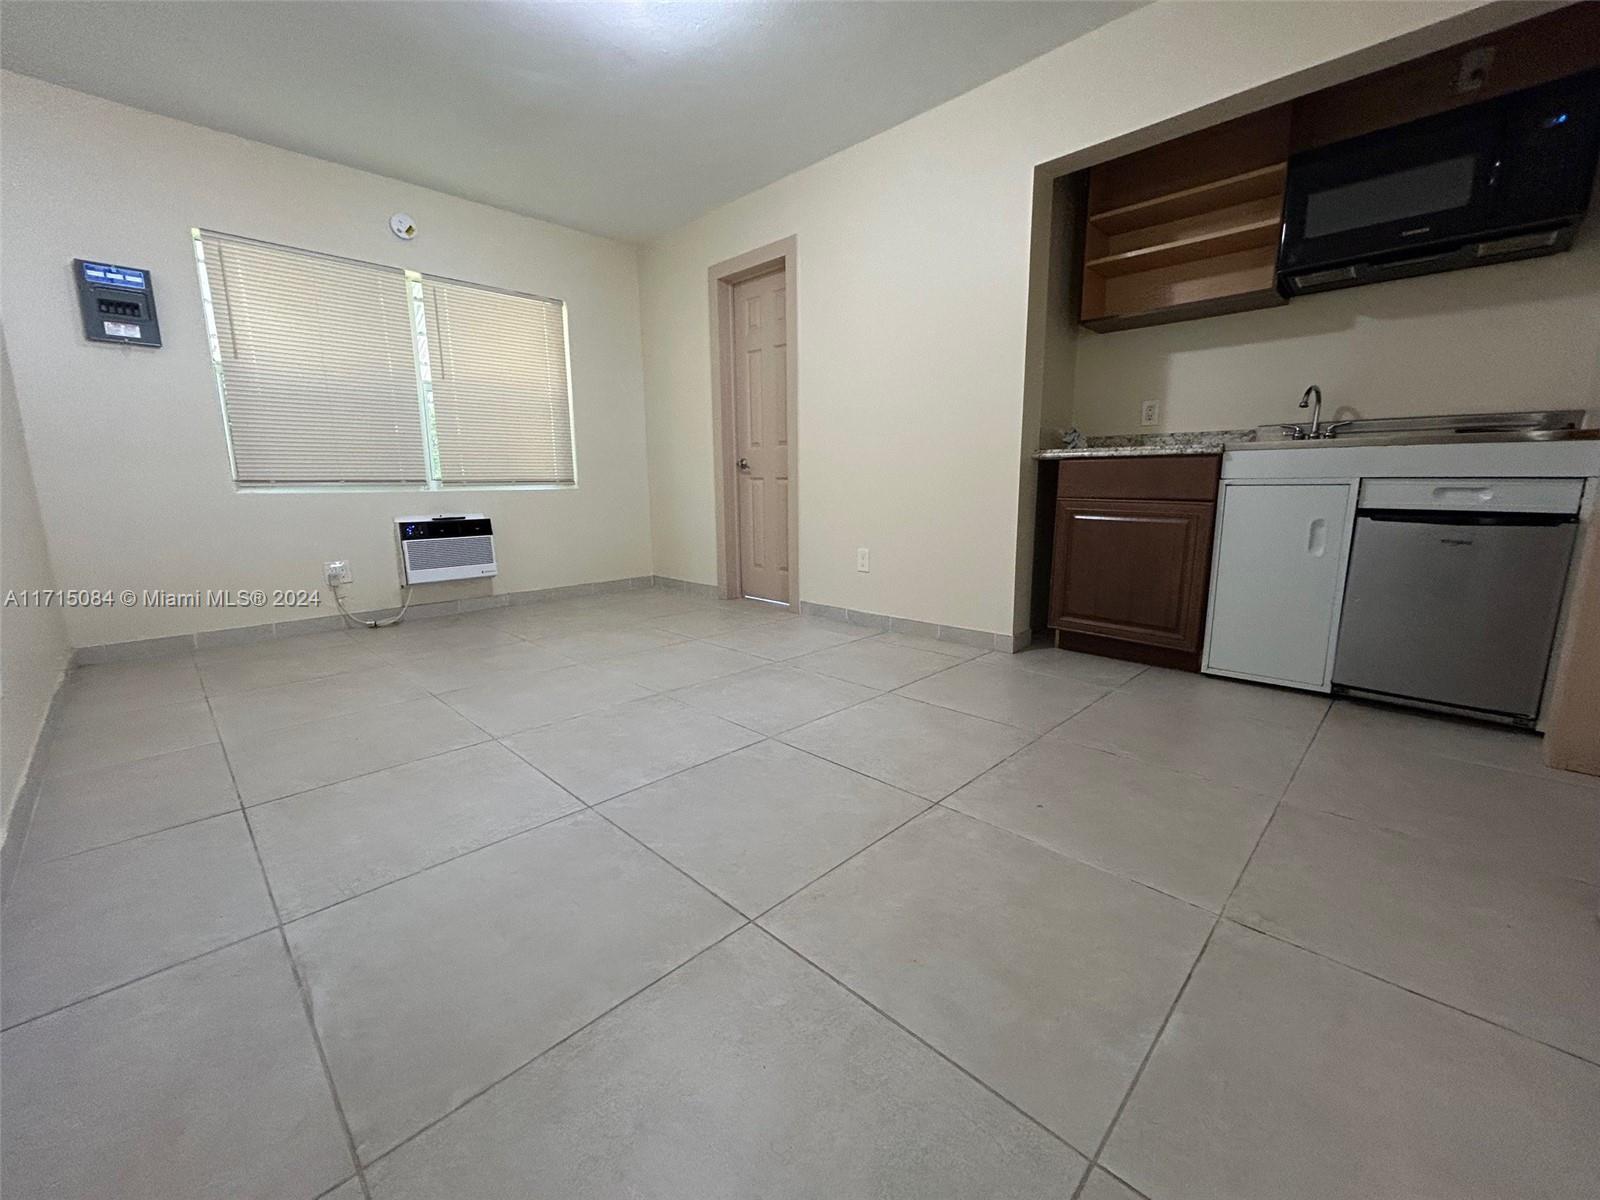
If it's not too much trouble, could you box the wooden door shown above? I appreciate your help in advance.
[1049,498,1214,651]
[731,267,790,604]
[1204,482,1352,689]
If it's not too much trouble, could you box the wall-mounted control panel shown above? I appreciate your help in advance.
[73,259,162,347]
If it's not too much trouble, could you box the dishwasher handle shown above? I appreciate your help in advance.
[1359,508,1576,527]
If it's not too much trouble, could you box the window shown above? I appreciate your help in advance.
[193,230,576,488]
[421,276,574,486]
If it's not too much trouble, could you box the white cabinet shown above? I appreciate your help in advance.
[1203,481,1353,690]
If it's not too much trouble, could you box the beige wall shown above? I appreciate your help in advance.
[638,1,1499,637]
[1,73,653,647]
[1,328,71,825]
[1072,219,1600,436]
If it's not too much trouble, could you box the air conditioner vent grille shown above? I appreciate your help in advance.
[404,535,494,573]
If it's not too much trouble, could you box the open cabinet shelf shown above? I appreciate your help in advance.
[1081,244,1285,333]
[1085,215,1280,277]
[1078,106,1290,333]
[1088,163,1286,235]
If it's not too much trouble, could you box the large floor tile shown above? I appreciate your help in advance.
[485,602,629,640]
[0,933,352,1200]
[792,637,959,689]
[1,813,275,1026]
[196,631,384,695]
[605,640,770,691]
[1285,731,1599,882]
[438,662,651,736]
[225,695,487,804]
[503,695,759,803]
[947,738,1276,911]
[651,604,794,639]
[1079,1169,1145,1200]
[1118,667,1331,736]
[896,658,1106,732]
[1052,689,1312,797]
[537,626,686,663]
[57,655,204,723]
[44,699,216,777]
[1103,922,1600,1200]
[602,741,927,915]
[764,808,1213,1150]
[285,813,741,1161]
[209,666,427,739]
[356,615,523,658]
[22,743,238,863]
[1320,699,1600,790]
[981,646,1146,688]
[583,589,710,620]
[251,742,581,920]
[783,694,1031,801]
[389,638,576,692]
[706,616,868,660]
[366,927,1085,1200]
[668,663,879,735]
[1228,805,1600,1061]
[869,629,990,661]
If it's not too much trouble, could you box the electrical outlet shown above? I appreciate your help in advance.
[1140,399,1160,428]
[324,560,352,586]
[1455,46,1495,94]
[856,547,870,573]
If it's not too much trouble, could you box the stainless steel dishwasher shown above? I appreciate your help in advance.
[1332,478,1583,726]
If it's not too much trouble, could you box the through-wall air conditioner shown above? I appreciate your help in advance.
[395,514,498,584]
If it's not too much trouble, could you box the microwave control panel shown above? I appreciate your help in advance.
[73,259,162,347]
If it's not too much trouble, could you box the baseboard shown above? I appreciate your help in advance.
[1,669,68,899]
[72,573,1033,665]
[649,576,1025,653]
[798,600,1026,654]
[650,575,722,600]
[71,575,658,665]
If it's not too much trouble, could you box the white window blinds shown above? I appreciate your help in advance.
[422,278,575,485]
[194,230,576,489]
[198,233,427,484]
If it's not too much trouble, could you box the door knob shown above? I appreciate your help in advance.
[737,457,750,472]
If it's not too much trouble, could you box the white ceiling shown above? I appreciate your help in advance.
[0,0,1139,241]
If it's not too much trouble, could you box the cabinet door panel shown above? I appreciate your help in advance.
[1204,483,1351,689]
[1049,499,1213,650]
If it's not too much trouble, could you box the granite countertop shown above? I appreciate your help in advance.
[1035,430,1255,460]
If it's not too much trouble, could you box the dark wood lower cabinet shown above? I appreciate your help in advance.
[1046,455,1220,671]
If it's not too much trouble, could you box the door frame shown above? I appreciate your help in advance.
[708,236,799,604]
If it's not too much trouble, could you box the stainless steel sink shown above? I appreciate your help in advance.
[1233,409,1593,450]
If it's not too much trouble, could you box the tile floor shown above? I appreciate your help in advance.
[2,586,1597,1199]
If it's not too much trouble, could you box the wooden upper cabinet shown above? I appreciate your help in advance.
[1293,5,1600,153]
[1072,6,1599,335]
[1080,106,1290,333]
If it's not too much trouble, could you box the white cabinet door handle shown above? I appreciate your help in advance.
[1431,486,1494,505]
[1307,517,1327,557]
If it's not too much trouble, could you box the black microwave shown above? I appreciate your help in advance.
[1279,70,1600,295]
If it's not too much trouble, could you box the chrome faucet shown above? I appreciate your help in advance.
[1299,385,1323,438]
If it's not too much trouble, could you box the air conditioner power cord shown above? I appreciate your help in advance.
[331,580,415,629]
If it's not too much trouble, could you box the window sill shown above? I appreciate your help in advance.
[234,482,578,495]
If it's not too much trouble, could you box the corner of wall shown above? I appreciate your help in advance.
[0,323,73,849]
